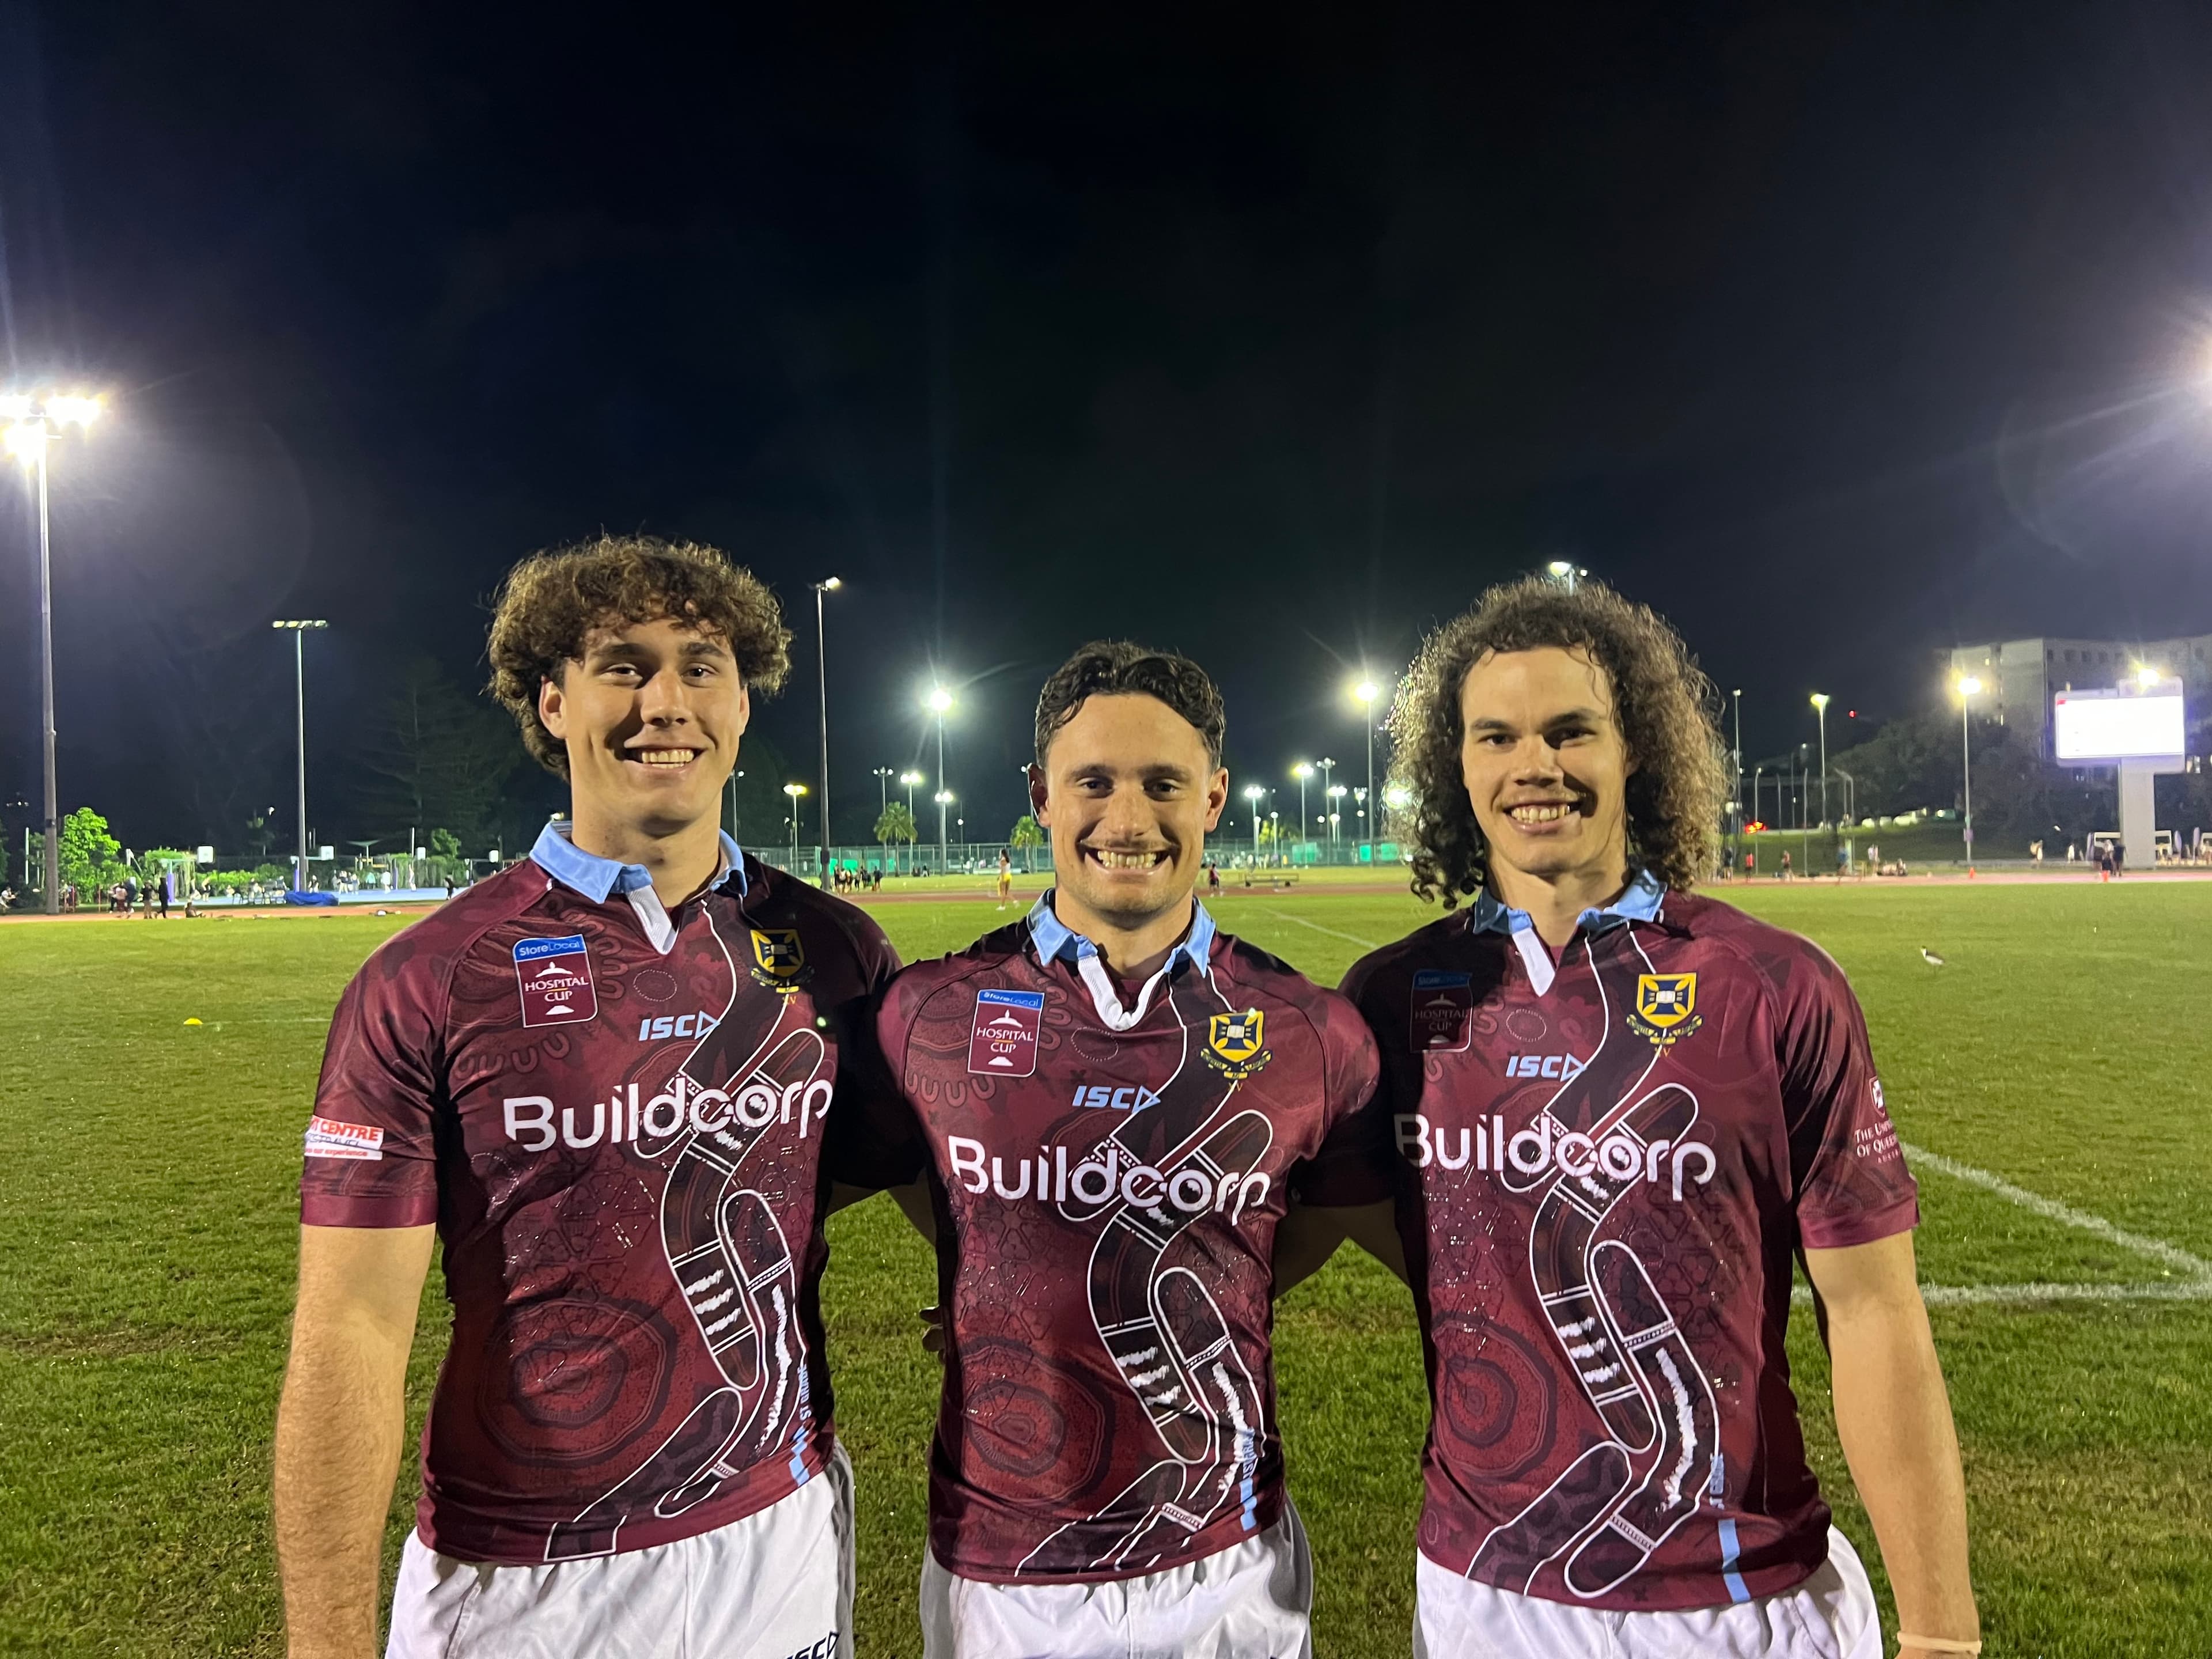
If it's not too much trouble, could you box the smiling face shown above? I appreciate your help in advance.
[1457,645,1634,893]
[1036,693,1228,936]
[538,615,749,841]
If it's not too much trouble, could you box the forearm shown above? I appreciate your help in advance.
[1827,1297,1978,1653]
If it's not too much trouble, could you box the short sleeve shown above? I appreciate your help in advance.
[299,946,445,1229]
[1774,943,1918,1250]
[824,971,930,1191]
[1289,991,1391,1207]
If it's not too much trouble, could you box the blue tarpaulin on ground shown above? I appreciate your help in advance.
[283,890,339,907]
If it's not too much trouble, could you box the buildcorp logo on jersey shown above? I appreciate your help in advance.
[503,1071,834,1151]
[1396,1110,1717,1200]
[945,1134,1271,1222]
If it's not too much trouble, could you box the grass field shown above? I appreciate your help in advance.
[3,880,2209,1656]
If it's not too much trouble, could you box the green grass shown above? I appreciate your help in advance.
[2,882,2209,1654]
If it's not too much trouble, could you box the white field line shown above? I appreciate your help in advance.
[1255,906,2211,1308]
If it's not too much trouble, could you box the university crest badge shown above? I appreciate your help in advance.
[1627,972,1702,1048]
[748,927,810,995]
[1204,1009,1272,1081]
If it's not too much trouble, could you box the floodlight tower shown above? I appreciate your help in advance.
[1809,692,1830,830]
[1290,762,1313,847]
[272,620,329,891]
[809,578,840,866]
[1243,784,1265,864]
[6,390,106,913]
[899,770,924,816]
[1349,679,1381,847]
[1955,677,1981,874]
[926,684,954,863]
[782,782,808,866]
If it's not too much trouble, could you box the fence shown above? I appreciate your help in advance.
[745,839,1404,880]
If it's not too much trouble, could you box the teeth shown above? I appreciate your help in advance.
[633,749,699,766]
[1090,849,1161,870]
[1510,804,1573,823]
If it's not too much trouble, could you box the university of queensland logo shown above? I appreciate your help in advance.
[747,927,811,996]
[1203,1008,1272,1082]
[1627,971,1702,1048]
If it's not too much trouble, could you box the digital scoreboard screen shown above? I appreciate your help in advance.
[2052,687,2185,761]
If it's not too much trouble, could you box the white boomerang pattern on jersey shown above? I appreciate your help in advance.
[1021,977,1273,1576]
[1469,933,1723,1598]
[546,915,823,1560]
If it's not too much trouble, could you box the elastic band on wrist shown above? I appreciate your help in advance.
[1897,1637,1982,1656]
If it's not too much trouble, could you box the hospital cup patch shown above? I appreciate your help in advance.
[1410,969,1474,1052]
[968,988,1046,1077]
[514,934,599,1027]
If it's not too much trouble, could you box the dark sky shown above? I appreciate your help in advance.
[5,2,2212,854]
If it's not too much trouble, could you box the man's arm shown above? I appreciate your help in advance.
[274,1223,436,1659]
[1802,1231,1979,1659]
[1273,1198,1407,1297]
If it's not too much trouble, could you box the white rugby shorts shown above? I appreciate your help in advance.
[385,1444,854,1659]
[1412,1525,1880,1659]
[920,1499,1313,1659]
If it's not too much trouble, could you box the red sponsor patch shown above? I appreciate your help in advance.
[968,988,1045,1077]
[513,933,599,1028]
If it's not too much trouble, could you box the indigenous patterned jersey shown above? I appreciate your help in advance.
[300,830,897,1564]
[1339,880,1916,1613]
[846,897,1384,1585]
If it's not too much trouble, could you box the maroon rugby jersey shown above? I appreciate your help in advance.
[300,828,897,1563]
[846,897,1384,1584]
[1339,877,1917,1612]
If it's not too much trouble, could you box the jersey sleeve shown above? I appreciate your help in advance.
[1287,988,1391,1207]
[298,943,446,1229]
[1772,940,1919,1249]
[825,967,932,1191]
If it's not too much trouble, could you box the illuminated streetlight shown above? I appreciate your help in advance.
[782,782,809,866]
[809,579,840,869]
[2136,664,2164,689]
[925,684,955,864]
[1325,783,1346,851]
[1955,677,1982,874]
[873,766,895,814]
[272,622,330,891]
[10,388,105,912]
[1349,679,1382,850]
[1809,693,1831,833]
[1290,762,1313,855]
[1546,559,1587,593]
[1243,783,1265,865]
[899,770,924,816]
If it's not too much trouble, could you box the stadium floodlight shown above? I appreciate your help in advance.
[1243,784,1266,863]
[782,782,808,865]
[272,622,331,893]
[809,580,841,868]
[1290,763,1313,847]
[1809,694,1831,831]
[12,388,109,914]
[1349,679,1383,849]
[1546,559,1587,593]
[897,768,925,817]
[924,684,956,863]
[2135,663,2163,688]
[1953,676,1982,874]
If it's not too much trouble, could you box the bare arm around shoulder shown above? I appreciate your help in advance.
[1273,1198,1407,1297]
[1802,1231,1979,1659]
[274,1223,436,1659]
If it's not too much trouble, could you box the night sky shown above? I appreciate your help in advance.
[5,3,2212,855]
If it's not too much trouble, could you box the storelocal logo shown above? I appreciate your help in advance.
[1395,1112,1717,1200]
[945,1134,1271,1224]
[503,1073,834,1150]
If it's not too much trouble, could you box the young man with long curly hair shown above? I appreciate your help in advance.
[1331,578,1978,1658]
[274,536,897,1659]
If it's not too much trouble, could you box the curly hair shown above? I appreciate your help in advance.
[1034,641,1226,766]
[1389,576,1727,907]
[486,535,792,778]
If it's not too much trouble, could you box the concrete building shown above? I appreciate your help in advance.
[1947,633,2212,757]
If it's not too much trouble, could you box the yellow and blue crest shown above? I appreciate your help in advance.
[748,927,810,994]
[1205,1009,1271,1080]
[1628,972,1701,1046]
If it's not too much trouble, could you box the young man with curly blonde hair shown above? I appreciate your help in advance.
[274,535,897,1659]
[1330,578,1978,1658]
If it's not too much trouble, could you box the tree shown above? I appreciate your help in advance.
[353,658,521,850]
[1009,813,1045,873]
[58,808,126,896]
[875,801,917,873]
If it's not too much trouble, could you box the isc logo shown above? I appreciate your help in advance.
[1505,1053,1584,1080]
[636,1011,720,1041]
[1070,1084,1160,1111]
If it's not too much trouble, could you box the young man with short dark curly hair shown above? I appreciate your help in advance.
[1331,577,1979,1658]
[274,535,898,1659]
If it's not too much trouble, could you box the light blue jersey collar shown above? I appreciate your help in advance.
[529,822,745,955]
[1468,869,1665,995]
[1025,889,1217,1031]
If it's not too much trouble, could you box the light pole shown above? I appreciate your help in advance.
[1730,688,1743,843]
[272,620,329,892]
[926,685,953,866]
[1547,559,1586,593]
[1956,676,1981,875]
[6,391,104,913]
[1290,763,1312,855]
[1243,784,1264,865]
[873,766,894,816]
[810,578,840,867]
[1326,784,1346,850]
[1350,679,1380,849]
[899,770,923,817]
[1752,765,1763,828]
[782,782,808,868]
[1809,693,1830,832]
